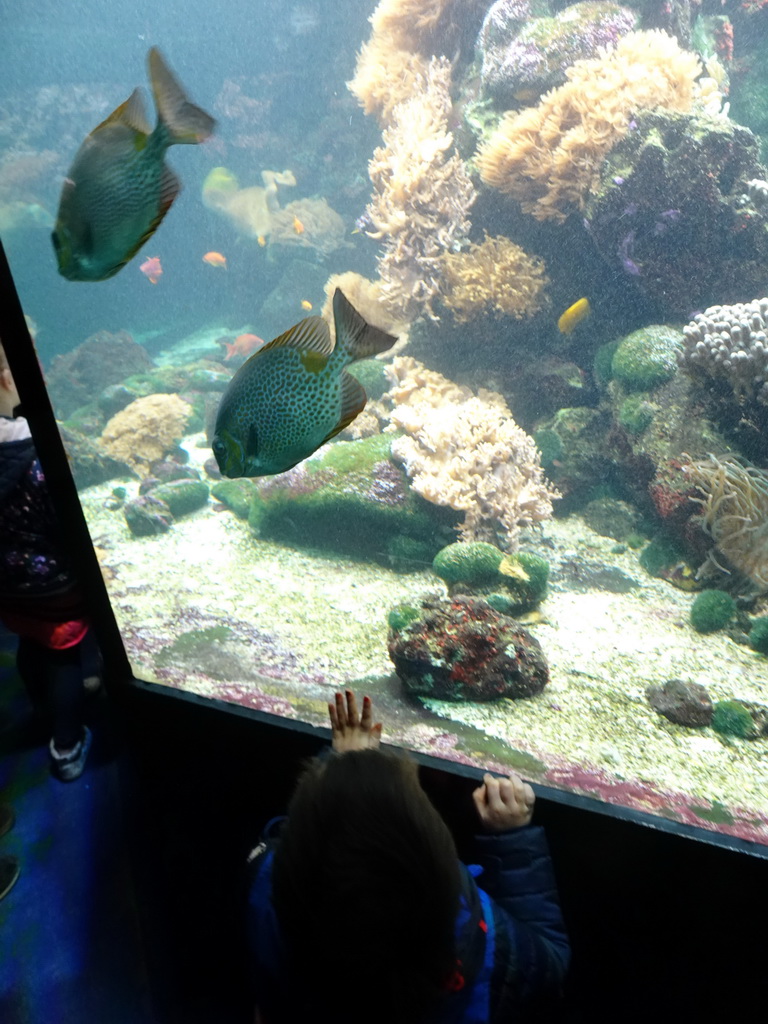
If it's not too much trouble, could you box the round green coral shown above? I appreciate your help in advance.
[533,428,564,467]
[500,551,550,611]
[748,616,768,655]
[618,395,654,435]
[432,542,503,586]
[712,700,754,738]
[387,603,422,633]
[689,590,736,634]
[611,325,682,391]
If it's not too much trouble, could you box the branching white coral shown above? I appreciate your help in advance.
[366,57,476,323]
[385,359,559,549]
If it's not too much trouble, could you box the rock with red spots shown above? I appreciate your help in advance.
[388,596,548,702]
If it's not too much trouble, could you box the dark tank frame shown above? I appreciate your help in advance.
[1,238,766,862]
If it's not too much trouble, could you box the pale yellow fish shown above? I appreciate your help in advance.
[301,299,312,311]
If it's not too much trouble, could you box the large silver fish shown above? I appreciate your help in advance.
[52,47,215,281]
[213,289,397,478]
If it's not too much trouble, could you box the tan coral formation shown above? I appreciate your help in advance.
[100,394,192,478]
[320,272,409,345]
[684,454,768,593]
[477,31,706,223]
[385,358,560,549]
[349,0,474,124]
[202,166,296,240]
[269,198,347,258]
[438,235,549,322]
[367,56,476,323]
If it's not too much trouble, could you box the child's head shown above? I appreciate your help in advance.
[0,340,20,416]
[271,748,461,1024]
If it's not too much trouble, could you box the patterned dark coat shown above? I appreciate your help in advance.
[0,416,82,616]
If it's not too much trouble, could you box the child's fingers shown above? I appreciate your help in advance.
[344,689,358,724]
[334,691,347,730]
[483,773,505,814]
[328,700,339,730]
[472,783,488,814]
[360,694,372,728]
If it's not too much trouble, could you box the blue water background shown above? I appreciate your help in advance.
[0,0,378,362]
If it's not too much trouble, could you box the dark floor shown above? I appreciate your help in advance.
[2,620,767,1024]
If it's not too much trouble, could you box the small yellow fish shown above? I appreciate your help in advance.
[52,48,215,282]
[257,235,266,247]
[212,289,397,478]
[558,297,591,335]
[292,215,304,235]
[300,299,312,311]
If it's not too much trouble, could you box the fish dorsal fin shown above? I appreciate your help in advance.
[148,46,216,144]
[321,371,367,446]
[259,315,334,358]
[332,288,397,361]
[95,88,152,137]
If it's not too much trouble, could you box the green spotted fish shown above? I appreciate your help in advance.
[213,289,397,478]
[52,47,215,281]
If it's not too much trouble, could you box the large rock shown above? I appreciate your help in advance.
[388,596,549,702]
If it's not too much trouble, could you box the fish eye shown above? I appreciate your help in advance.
[212,438,226,459]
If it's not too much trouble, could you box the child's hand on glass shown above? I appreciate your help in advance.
[473,772,535,831]
[328,689,383,752]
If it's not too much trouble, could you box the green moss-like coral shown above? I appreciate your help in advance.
[151,479,210,518]
[618,395,655,435]
[211,478,256,519]
[533,428,564,467]
[748,616,768,655]
[501,551,550,611]
[611,326,683,392]
[689,590,736,634]
[712,700,757,739]
[387,603,422,632]
[249,434,456,564]
[432,542,503,586]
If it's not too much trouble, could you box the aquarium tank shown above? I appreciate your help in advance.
[3,0,768,849]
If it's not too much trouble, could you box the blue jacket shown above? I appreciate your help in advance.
[246,817,569,1023]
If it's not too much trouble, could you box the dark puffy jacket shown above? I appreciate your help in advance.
[246,818,569,1024]
[0,417,81,614]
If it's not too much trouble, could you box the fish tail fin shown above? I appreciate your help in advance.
[332,289,397,362]
[148,47,216,145]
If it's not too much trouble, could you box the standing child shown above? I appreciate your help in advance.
[246,690,570,1024]
[0,340,97,781]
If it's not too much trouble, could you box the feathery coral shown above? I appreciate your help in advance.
[385,358,559,549]
[476,30,704,223]
[366,56,476,323]
[438,234,549,322]
[684,454,768,592]
[349,0,473,124]
[100,394,192,478]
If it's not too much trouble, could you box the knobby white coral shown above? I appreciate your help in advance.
[385,358,559,549]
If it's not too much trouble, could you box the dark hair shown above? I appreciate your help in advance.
[271,748,461,1024]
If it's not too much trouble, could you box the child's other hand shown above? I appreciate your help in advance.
[328,689,383,752]
[472,772,535,831]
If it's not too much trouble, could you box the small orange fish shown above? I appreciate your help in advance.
[292,215,304,235]
[300,299,313,311]
[223,333,264,361]
[203,250,227,269]
[257,235,266,247]
[139,255,163,284]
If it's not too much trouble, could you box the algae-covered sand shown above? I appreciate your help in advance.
[79,437,768,845]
